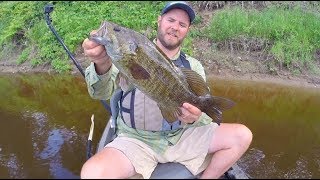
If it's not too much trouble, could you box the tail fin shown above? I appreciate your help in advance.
[204,96,235,125]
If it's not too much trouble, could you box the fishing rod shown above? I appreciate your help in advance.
[44,3,112,159]
[44,4,84,77]
[44,4,111,113]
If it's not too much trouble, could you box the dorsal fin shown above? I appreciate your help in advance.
[180,67,210,96]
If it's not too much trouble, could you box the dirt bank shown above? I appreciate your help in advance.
[1,44,319,89]
[192,38,320,89]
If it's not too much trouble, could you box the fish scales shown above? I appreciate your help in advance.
[120,47,192,107]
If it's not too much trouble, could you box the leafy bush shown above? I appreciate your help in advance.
[1,1,169,72]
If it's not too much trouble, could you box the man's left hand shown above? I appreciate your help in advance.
[178,102,202,124]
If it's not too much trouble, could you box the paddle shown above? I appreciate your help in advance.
[86,114,95,159]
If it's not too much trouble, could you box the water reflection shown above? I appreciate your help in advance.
[208,75,320,178]
[0,73,108,178]
[0,73,319,178]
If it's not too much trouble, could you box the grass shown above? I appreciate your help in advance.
[0,1,319,73]
[204,4,320,71]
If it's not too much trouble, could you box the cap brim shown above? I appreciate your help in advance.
[161,2,195,23]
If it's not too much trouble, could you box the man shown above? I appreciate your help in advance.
[80,1,252,179]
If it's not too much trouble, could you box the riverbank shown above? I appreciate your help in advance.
[1,47,319,89]
[1,2,319,89]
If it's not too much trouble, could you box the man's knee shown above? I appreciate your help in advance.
[80,147,136,179]
[80,154,117,179]
[81,157,105,179]
[236,124,253,148]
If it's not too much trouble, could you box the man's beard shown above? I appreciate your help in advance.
[157,29,183,50]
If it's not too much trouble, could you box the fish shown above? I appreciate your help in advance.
[89,21,235,125]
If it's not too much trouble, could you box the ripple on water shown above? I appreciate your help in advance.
[284,156,312,179]
[0,153,26,178]
[237,148,279,178]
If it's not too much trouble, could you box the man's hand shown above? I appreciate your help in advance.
[178,102,202,124]
[82,30,112,75]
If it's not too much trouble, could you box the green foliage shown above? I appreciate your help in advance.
[205,5,320,68]
[192,14,202,25]
[17,46,31,64]
[0,42,15,60]
[2,1,319,73]
[0,1,168,72]
[0,1,46,45]
[181,35,193,56]
[30,58,41,67]
[180,15,204,56]
[51,58,72,73]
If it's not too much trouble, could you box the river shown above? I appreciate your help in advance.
[0,73,319,178]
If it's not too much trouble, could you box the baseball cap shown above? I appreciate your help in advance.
[161,1,195,24]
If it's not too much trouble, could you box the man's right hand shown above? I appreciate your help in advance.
[82,30,112,75]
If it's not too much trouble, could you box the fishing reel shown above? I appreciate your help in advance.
[44,4,54,14]
[44,4,54,25]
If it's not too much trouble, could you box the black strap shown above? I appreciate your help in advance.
[120,88,136,128]
[173,51,191,69]
[129,89,136,128]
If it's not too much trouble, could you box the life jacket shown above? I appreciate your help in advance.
[114,51,191,132]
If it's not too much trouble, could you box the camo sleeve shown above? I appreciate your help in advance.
[85,62,119,100]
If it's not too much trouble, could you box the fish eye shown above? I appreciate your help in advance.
[113,26,121,32]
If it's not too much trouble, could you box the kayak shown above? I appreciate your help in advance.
[96,118,250,179]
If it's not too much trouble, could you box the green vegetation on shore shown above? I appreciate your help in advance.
[0,1,319,74]
[203,5,320,72]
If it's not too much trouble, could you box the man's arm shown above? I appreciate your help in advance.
[82,31,119,100]
[85,62,119,100]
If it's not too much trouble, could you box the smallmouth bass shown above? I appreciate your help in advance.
[89,21,235,125]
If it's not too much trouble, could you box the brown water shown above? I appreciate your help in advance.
[0,73,109,178]
[208,76,320,179]
[0,73,319,178]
